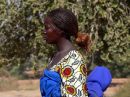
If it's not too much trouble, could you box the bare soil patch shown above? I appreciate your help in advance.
[0,78,129,97]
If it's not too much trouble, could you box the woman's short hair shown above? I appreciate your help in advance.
[47,8,78,40]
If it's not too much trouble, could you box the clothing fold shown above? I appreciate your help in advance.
[40,69,61,97]
[87,66,112,97]
[40,66,112,97]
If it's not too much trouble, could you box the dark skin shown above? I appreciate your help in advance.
[43,17,75,69]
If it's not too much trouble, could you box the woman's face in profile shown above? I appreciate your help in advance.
[43,17,61,44]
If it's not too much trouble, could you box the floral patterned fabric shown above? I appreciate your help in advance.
[50,50,88,97]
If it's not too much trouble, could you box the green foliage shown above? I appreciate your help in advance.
[80,0,130,77]
[0,0,54,76]
[0,0,130,77]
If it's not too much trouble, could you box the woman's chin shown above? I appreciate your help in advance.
[45,40,53,44]
[44,38,49,43]
[43,38,55,44]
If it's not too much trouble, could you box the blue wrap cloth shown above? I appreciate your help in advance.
[87,66,112,97]
[40,66,112,97]
[40,69,61,97]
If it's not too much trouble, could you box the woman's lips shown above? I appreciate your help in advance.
[43,36,47,39]
[42,31,47,39]
[43,35,48,41]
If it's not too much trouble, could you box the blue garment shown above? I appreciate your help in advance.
[40,66,112,97]
[87,66,112,97]
[40,69,61,97]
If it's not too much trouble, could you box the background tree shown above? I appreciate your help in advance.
[0,0,130,78]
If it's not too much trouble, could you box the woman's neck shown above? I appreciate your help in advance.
[56,37,74,52]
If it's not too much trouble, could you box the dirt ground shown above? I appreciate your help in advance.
[0,78,129,97]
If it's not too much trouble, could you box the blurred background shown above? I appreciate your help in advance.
[0,0,130,97]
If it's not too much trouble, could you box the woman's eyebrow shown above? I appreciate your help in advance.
[50,24,56,28]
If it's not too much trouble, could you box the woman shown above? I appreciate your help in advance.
[40,8,90,97]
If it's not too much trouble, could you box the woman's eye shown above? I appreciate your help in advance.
[45,25,51,30]
[44,25,47,29]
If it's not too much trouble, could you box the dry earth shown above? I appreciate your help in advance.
[0,78,129,97]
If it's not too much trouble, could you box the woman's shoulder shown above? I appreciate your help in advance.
[50,50,84,71]
[68,50,84,60]
[60,50,85,65]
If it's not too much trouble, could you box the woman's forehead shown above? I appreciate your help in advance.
[43,17,57,30]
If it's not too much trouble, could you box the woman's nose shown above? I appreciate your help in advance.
[43,29,47,34]
[41,30,46,36]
